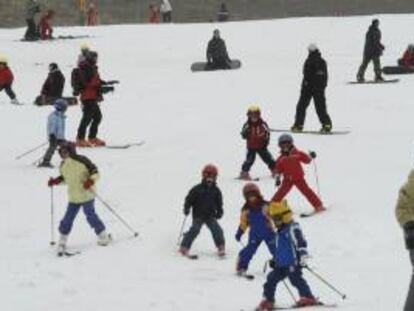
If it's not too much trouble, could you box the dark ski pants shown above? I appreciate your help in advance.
[41,138,62,164]
[162,12,172,22]
[181,217,225,249]
[59,199,106,235]
[293,87,331,128]
[238,232,276,270]
[242,148,275,173]
[272,178,322,210]
[0,84,16,100]
[357,55,382,79]
[264,265,314,302]
[77,100,102,140]
[25,18,38,40]
[205,58,231,70]
[404,249,414,311]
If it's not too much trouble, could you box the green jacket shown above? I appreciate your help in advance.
[26,0,40,20]
[59,155,99,204]
[396,170,414,227]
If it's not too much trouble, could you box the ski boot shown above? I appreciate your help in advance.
[255,299,274,311]
[76,139,93,148]
[179,246,189,256]
[218,245,226,258]
[238,171,252,181]
[97,231,112,246]
[296,297,319,307]
[10,98,22,105]
[89,137,106,147]
[375,75,384,82]
[290,125,303,133]
[37,161,54,168]
[57,234,68,256]
[320,124,332,134]
[315,205,327,213]
[356,73,364,83]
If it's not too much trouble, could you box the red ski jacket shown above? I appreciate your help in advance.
[241,119,270,150]
[274,148,311,181]
[0,66,14,87]
[402,50,414,67]
[81,74,101,101]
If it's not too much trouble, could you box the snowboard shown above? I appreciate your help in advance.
[191,59,241,72]
[347,78,399,84]
[382,66,414,75]
[34,96,78,107]
[20,35,92,42]
[270,129,350,135]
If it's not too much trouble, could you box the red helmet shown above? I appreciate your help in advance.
[242,182,261,198]
[202,164,218,179]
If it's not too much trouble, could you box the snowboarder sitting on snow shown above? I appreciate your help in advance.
[39,9,55,40]
[179,164,226,257]
[398,44,414,67]
[235,183,276,276]
[356,18,385,82]
[0,55,20,105]
[272,134,325,213]
[36,63,65,106]
[206,29,231,70]
[239,105,275,180]
[48,142,111,254]
[256,201,318,310]
[291,44,332,134]
[38,99,67,168]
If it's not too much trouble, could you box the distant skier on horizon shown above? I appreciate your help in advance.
[356,19,385,82]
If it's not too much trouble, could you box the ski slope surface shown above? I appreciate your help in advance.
[0,14,413,311]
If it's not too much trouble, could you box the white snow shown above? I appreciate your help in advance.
[0,14,413,310]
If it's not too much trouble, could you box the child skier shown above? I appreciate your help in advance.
[239,105,275,180]
[39,9,54,40]
[235,183,276,276]
[256,201,318,310]
[0,55,20,105]
[179,164,225,257]
[272,134,325,213]
[48,142,111,255]
[38,99,67,168]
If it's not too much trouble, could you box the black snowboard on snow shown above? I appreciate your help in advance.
[34,96,78,107]
[270,129,350,135]
[20,35,92,42]
[347,78,399,84]
[191,60,241,72]
[383,66,414,75]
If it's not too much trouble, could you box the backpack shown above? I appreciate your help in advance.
[71,67,85,95]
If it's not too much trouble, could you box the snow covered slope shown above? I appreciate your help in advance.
[0,14,413,310]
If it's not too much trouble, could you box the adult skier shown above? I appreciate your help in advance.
[179,164,226,258]
[272,134,325,213]
[24,0,41,41]
[206,29,231,70]
[0,56,21,105]
[48,142,111,255]
[38,63,65,105]
[291,44,332,134]
[356,19,385,82]
[235,183,275,276]
[255,201,318,310]
[160,0,172,23]
[239,105,275,180]
[396,169,414,311]
[38,99,67,168]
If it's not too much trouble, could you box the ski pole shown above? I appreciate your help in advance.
[282,280,297,305]
[15,142,48,160]
[312,159,322,199]
[305,266,347,299]
[50,186,56,245]
[94,192,139,238]
[177,215,188,245]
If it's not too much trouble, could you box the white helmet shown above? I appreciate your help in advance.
[307,43,318,52]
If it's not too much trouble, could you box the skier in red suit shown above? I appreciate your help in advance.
[272,134,325,213]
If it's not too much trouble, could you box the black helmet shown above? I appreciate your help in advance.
[58,141,76,156]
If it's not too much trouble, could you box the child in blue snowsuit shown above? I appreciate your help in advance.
[38,98,67,168]
[256,201,317,311]
[235,183,276,275]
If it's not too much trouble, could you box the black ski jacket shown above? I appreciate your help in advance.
[41,69,65,97]
[302,50,328,90]
[184,181,223,220]
[363,25,384,58]
[206,38,230,63]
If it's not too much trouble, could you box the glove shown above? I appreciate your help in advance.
[299,254,310,267]
[215,210,223,220]
[404,221,414,249]
[269,259,276,269]
[183,208,190,216]
[48,177,61,187]
[83,179,94,190]
[275,175,281,187]
[235,228,243,242]
[309,151,317,159]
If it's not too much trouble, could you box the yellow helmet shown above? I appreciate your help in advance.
[0,54,8,64]
[247,105,260,115]
[80,43,90,51]
[268,200,293,224]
